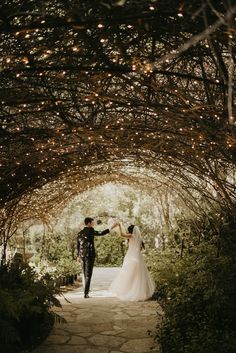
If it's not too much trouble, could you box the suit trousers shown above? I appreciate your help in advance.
[81,256,95,295]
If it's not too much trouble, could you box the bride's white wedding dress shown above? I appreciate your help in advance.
[109,225,155,301]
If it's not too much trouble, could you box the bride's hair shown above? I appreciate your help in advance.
[128,225,135,234]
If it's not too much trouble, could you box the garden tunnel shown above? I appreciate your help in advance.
[0,0,236,254]
[1,2,236,353]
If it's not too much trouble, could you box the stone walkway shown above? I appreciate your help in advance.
[33,267,162,353]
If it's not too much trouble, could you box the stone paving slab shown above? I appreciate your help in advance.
[32,268,162,353]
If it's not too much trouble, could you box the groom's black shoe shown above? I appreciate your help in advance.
[84,294,90,298]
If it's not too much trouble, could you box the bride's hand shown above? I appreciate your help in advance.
[111,222,119,229]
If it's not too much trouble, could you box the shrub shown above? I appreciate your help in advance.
[31,230,81,283]
[0,256,62,353]
[152,217,236,353]
[152,220,236,353]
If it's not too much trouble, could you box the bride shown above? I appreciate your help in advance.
[109,223,155,301]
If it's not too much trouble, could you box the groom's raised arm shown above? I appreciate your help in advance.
[116,223,131,238]
[94,229,110,236]
[93,223,118,236]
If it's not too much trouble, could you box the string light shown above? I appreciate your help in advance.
[0,0,235,225]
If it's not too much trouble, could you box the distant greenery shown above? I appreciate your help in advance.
[31,230,81,280]
[17,183,164,271]
[0,255,62,353]
[95,231,128,266]
[147,212,236,353]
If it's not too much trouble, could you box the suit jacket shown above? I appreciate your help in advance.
[77,226,110,258]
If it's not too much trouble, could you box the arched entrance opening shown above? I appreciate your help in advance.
[1,158,231,271]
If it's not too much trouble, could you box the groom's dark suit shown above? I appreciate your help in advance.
[77,226,110,297]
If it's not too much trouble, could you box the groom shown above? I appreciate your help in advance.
[77,217,117,298]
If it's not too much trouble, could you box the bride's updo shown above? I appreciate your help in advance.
[128,225,135,234]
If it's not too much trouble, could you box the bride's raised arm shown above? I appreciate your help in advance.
[118,223,132,239]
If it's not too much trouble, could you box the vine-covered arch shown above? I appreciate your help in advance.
[1,4,236,351]
[0,0,235,214]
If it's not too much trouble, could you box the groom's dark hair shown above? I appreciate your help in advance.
[84,217,94,225]
[128,225,135,234]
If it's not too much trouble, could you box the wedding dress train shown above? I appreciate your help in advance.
[109,225,155,301]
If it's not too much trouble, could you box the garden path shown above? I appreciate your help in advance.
[32,267,162,353]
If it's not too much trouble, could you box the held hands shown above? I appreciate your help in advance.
[111,222,120,230]
[112,222,126,238]
[110,222,122,236]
